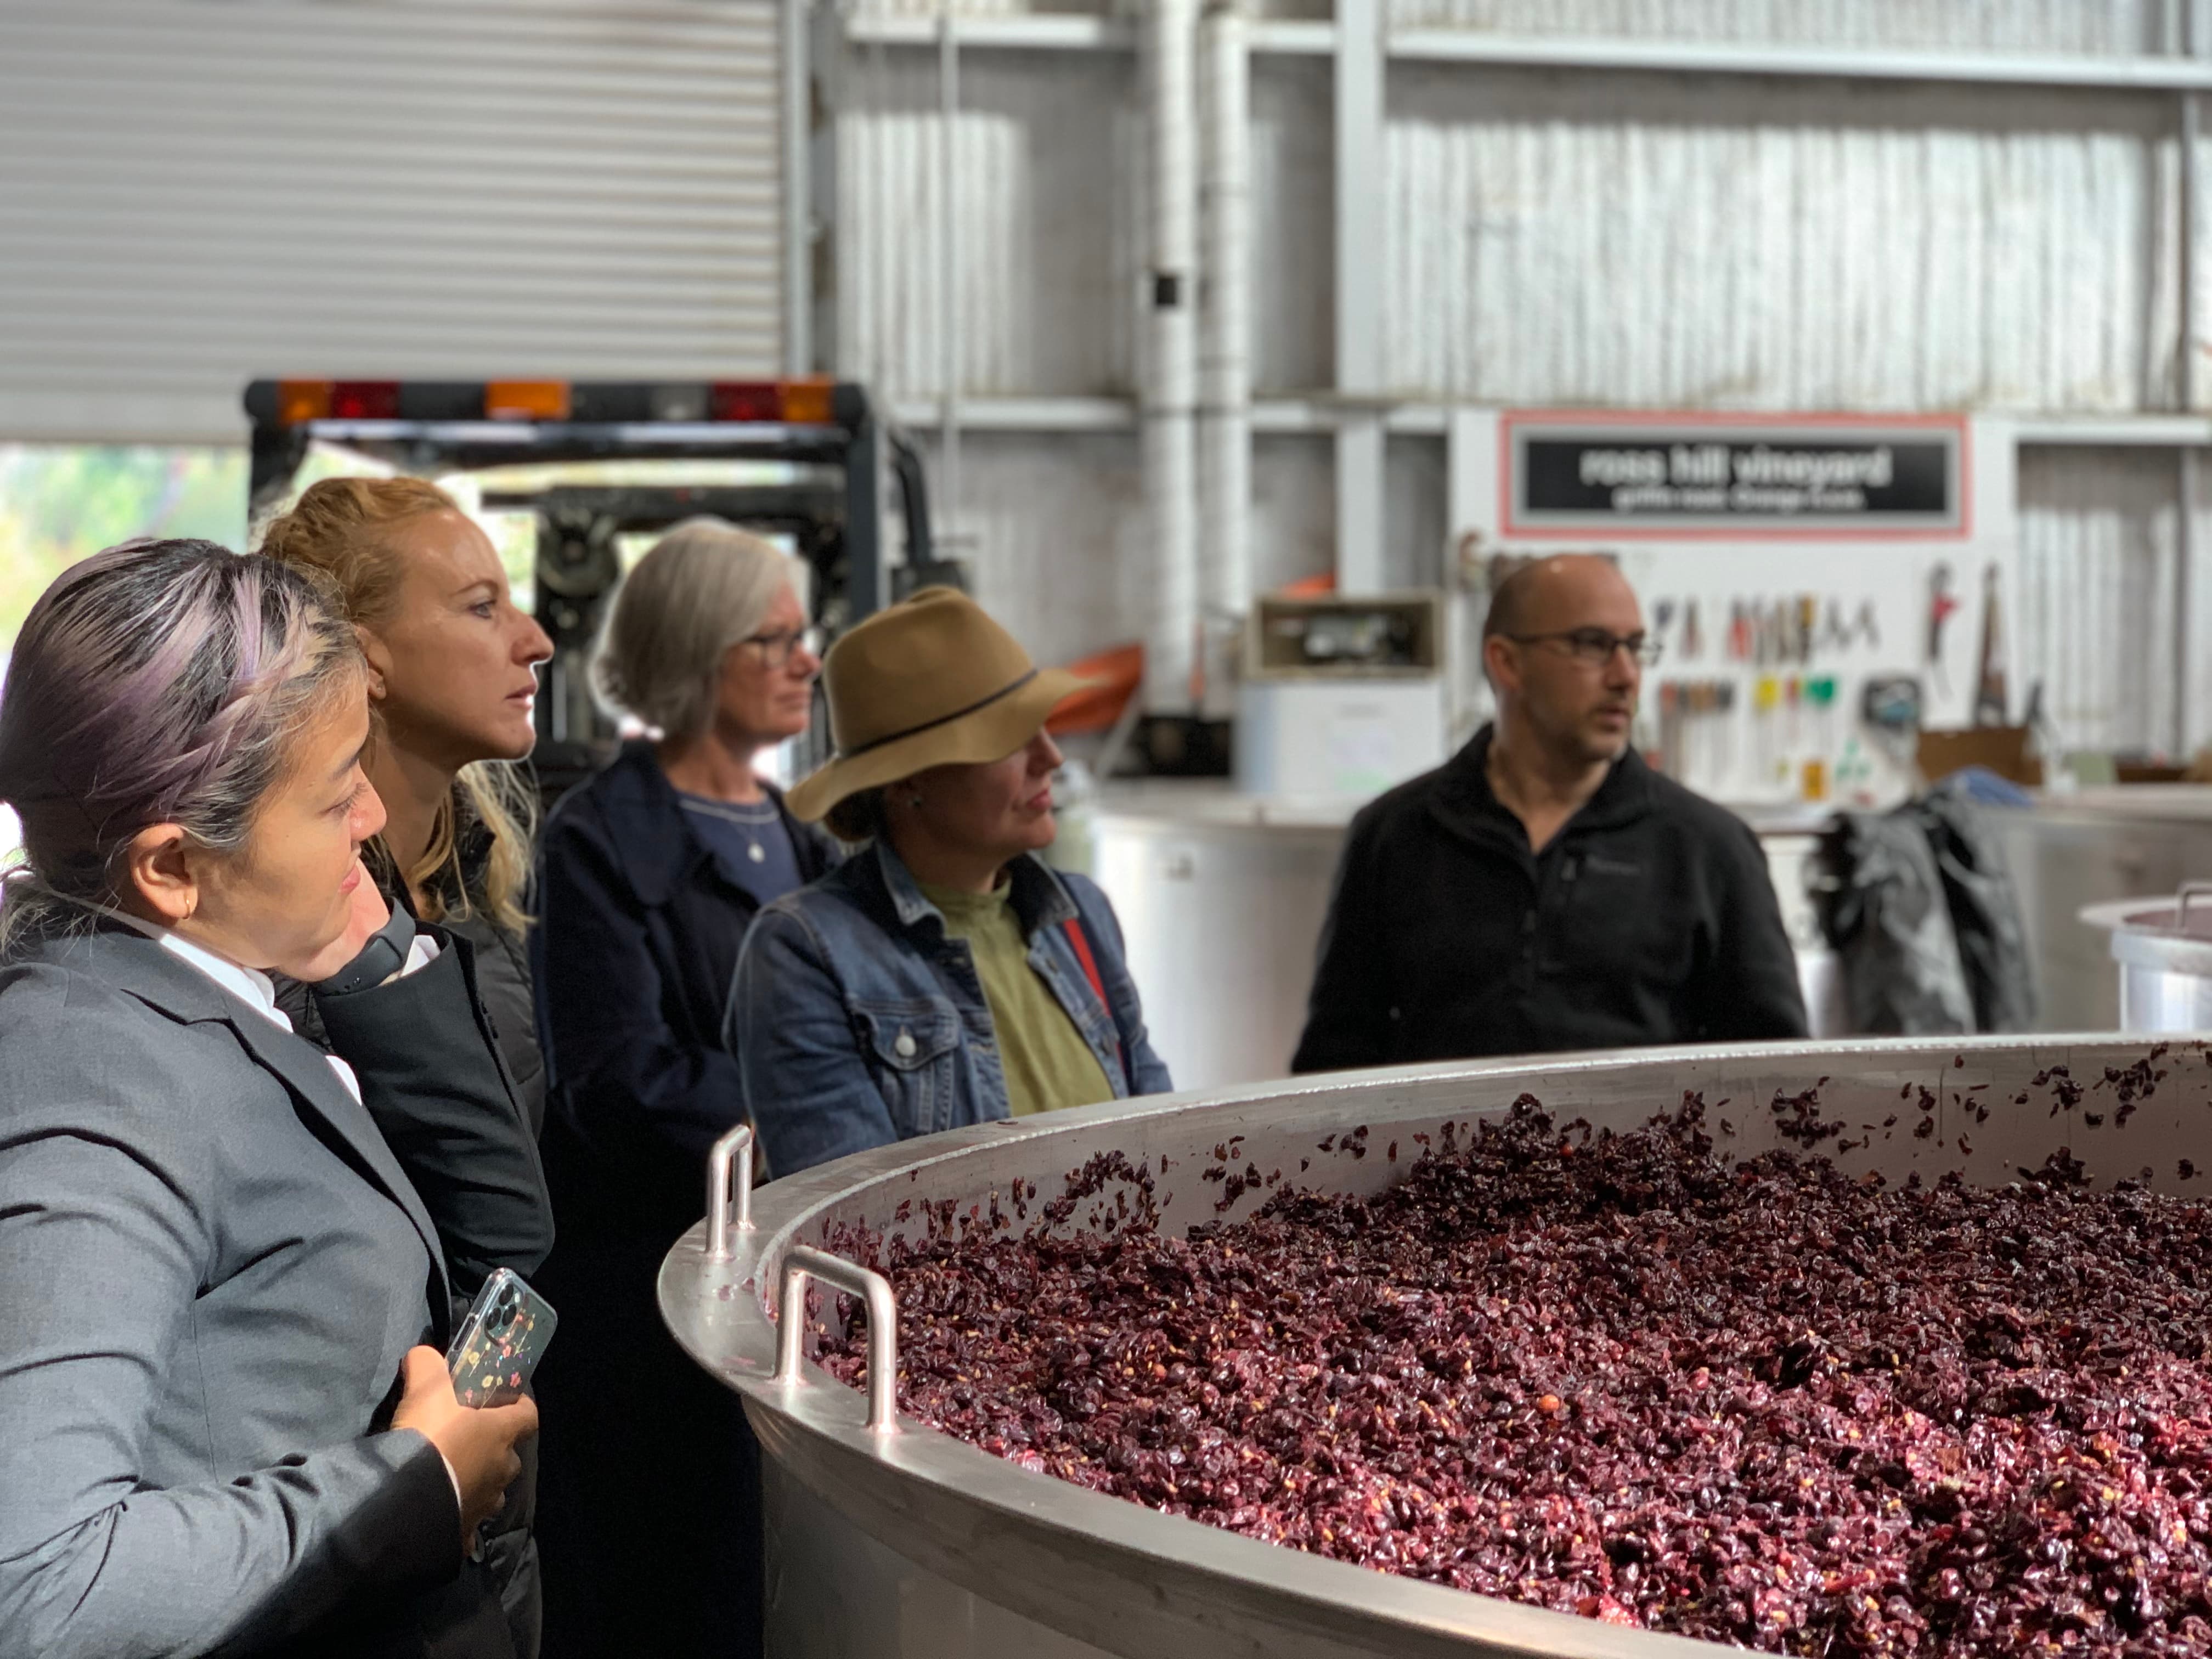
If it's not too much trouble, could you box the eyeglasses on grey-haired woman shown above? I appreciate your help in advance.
[742,625,825,668]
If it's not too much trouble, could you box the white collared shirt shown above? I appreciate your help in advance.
[115,915,440,1107]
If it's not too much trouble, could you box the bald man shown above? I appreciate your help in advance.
[1291,555,1807,1073]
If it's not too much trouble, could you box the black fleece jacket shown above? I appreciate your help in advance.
[1291,727,1809,1073]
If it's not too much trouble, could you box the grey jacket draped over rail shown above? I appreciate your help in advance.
[0,922,549,1659]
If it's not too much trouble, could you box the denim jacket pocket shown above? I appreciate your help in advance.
[853,998,965,1139]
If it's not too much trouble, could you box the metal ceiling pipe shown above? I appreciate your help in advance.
[1198,0,1251,716]
[1142,0,1201,712]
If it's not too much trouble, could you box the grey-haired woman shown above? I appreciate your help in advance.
[0,540,541,1659]
[529,517,838,1657]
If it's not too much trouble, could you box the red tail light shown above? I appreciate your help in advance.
[329,381,401,420]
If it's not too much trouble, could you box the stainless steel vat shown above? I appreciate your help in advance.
[660,1036,2212,1659]
[1988,789,2212,1030]
[2081,883,2212,1032]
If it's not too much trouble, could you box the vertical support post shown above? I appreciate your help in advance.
[2181,447,2197,757]
[1142,0,1201,710]
[2178,0,2199,756]
[1334,0,1385,594]
[782,0,813,376]
[937,10,962,549]
[1198,0,1251,718]
[1444,405,1488,544]
[845,399,885,622]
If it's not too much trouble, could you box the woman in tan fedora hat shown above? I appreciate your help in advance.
[727,586,1172,1176]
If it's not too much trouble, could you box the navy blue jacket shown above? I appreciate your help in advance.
[530,743,837,1657]
[532,741,840,1238]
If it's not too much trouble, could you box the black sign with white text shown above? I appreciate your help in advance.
[1505,419,1965,536]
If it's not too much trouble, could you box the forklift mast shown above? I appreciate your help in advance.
[242,376,934,786]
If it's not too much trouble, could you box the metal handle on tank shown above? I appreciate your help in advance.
[2177,881,2212,934]
[772,1246,901,1434]
[704,1123,755,1260]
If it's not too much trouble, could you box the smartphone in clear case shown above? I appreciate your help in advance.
[445,1267,557,1408]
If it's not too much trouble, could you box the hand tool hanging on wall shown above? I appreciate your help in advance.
[1727,600,1751,663]
[1680,597,1702,661]
[1819,597,1852,656]
[1807,675,1838,755]
[1795,595,1817,664]
[1973,561,2008,727]
[1716,679,1738,786]
[1754,675,1781,780]
[1853,597,1881,651]
[1861,674,1923,774]
[1926,562,1960,696]
[1654,599,1677,654]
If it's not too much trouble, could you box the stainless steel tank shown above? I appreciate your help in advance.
[659,1036,2212,1659]
[1988,788,2212,1029]
[2080,882,2212,1032]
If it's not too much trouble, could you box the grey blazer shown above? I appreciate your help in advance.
[0,924,527,1659]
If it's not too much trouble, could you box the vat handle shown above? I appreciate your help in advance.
[772,1246,901,1435]
[704,1123,755,1261]
[2179,881,2212,934]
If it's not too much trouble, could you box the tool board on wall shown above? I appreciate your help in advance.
[1446,410,2019,808]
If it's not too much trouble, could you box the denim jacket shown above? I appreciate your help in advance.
[727,840,1173,1177]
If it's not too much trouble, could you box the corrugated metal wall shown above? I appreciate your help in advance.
[1384,0,2168,51]
[834,5,2212,752]
[834,14,2203,411]
[907,430,1438,670]
[0,0,786,443]
[836,49,1141,396]
[2013,445,2212,758]
[1251,60,1334,394]
[1384,72,2181,411]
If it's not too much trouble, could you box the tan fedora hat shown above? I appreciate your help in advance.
[785,587,1088,823]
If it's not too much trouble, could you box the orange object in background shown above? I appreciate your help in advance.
[485,380,572,421]
[1046,642,1143,735]
[1279,571,1338,597]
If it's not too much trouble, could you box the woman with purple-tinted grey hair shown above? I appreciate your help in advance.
[0,540,545,1659]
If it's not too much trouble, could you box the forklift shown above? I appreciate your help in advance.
[242,375,949,802]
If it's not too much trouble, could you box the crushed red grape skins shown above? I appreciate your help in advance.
[816,1096,2212,1657]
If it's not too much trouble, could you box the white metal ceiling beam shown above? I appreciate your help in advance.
[842,13,2212,91]
[890,399,2212,448]
[1387,31,2212,89]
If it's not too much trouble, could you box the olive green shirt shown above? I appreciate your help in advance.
[919,880,1115,1118]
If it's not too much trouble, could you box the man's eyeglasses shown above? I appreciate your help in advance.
[741,625,825,668]
[1506,628,1663,667]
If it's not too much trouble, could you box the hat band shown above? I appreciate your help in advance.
[838,668,1039,760]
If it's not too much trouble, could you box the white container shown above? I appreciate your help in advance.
[1234,676,1447,799]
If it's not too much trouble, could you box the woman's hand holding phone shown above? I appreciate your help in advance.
[390,1345,539,1557]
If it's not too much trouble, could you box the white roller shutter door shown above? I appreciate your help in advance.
[0,0,786,444]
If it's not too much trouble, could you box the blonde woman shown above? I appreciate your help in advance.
[259,477,555,1659]
[259,477,554,1133]
[530,517,837,1657]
